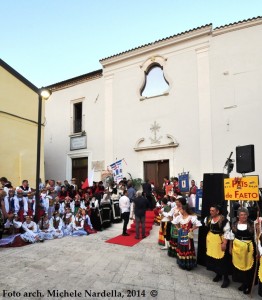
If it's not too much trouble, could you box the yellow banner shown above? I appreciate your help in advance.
[224,176,259,201]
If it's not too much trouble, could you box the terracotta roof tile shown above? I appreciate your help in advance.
[45,69,103,91]
[214,16,262,30]
[99,24,212,62]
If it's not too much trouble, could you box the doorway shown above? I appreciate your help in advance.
[72,157,88,188]
[144,160,169,192]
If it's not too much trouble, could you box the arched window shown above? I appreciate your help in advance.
[141,64,169,98]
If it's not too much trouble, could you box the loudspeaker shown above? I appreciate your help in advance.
[201,173,228,218]
[197,173,228,266]
[236,145,255,174]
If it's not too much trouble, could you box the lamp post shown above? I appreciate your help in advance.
[35,88,52,222]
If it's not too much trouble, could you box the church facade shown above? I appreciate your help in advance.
[45,17,262,188]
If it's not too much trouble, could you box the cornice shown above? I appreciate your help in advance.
[45,70,103,92]
[213,16,262,36]
[100,25,212,67]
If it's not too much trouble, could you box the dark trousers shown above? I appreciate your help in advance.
[135,215,145,238]
[121,212,130,234]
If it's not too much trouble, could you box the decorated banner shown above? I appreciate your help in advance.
[195,188,203,214]
[166,185,173,196]
[178,172,189,193]
[110,160,123,183]
[224,176,259,201]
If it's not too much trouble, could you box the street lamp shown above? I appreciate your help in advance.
[35,87,52,222]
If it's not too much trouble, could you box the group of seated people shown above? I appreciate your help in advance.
[0,177,125,244]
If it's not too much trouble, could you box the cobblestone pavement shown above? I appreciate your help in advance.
[0,221,260,300]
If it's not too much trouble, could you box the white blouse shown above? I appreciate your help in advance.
[173,214,202,227]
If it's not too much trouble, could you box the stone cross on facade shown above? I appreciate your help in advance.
[149,121,162,144]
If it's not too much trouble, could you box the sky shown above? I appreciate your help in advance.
[1,0,262,87]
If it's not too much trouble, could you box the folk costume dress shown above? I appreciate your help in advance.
[173,214,202,270]
[21,220,43,243]
[38,216,54,240]
[205,215,232,277]
[230,220,256,293]
[49,215,64,239]
[72,216,88,236]
[158,205,171,246]
[62,213,74,236]
[168,208,180,257]
[257,236,262,297]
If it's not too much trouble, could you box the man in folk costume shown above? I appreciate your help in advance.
[4,188,17,217]
[15,189,28,222]
[21,215,44,243]
[27,192,36,217]
[16,179,31,196]
[47,190,56,219]
[0,177,12,194]
[4,213,22,235]
[38,213,53,240]
[53,196,64,217]
[159,197,172,250]
[188,180,197,212]
[49,211,63,238]
[61,196,74,214]
[205,204,232,288]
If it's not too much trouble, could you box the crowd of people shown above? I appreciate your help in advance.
[1,174,262,297]
[0,176,130,244]
[154,176,262,297]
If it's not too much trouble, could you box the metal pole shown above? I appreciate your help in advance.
[35,94,42,223]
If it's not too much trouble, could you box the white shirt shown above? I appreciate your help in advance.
[119,195,130,213]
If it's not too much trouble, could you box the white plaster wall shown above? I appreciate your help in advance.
[44,77,104,181]
[103,36,211,184]
[44,22,262,187]
[210,24,262,178]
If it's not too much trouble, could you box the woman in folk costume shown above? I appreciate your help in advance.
[81,209,96,234]
[49,210,63,239]
[72,209,88,236]
[81,193,92,216]
[168,197,186,257]
[229,207,256,294]
[153,195,162,226]
[205,205,232,288]
[58,185,68,201]
[173,204,202,270]
[90,196,102,231]
[62,207,74,236]
[61,196,74,215]
[16,189,28,222]
[73,194,81,215]
[38,213,54,240]
[21,215,44,243]
[159,197,171,249]
[0,189,8,238]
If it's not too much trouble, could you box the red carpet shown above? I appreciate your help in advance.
[106,211,154,247]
